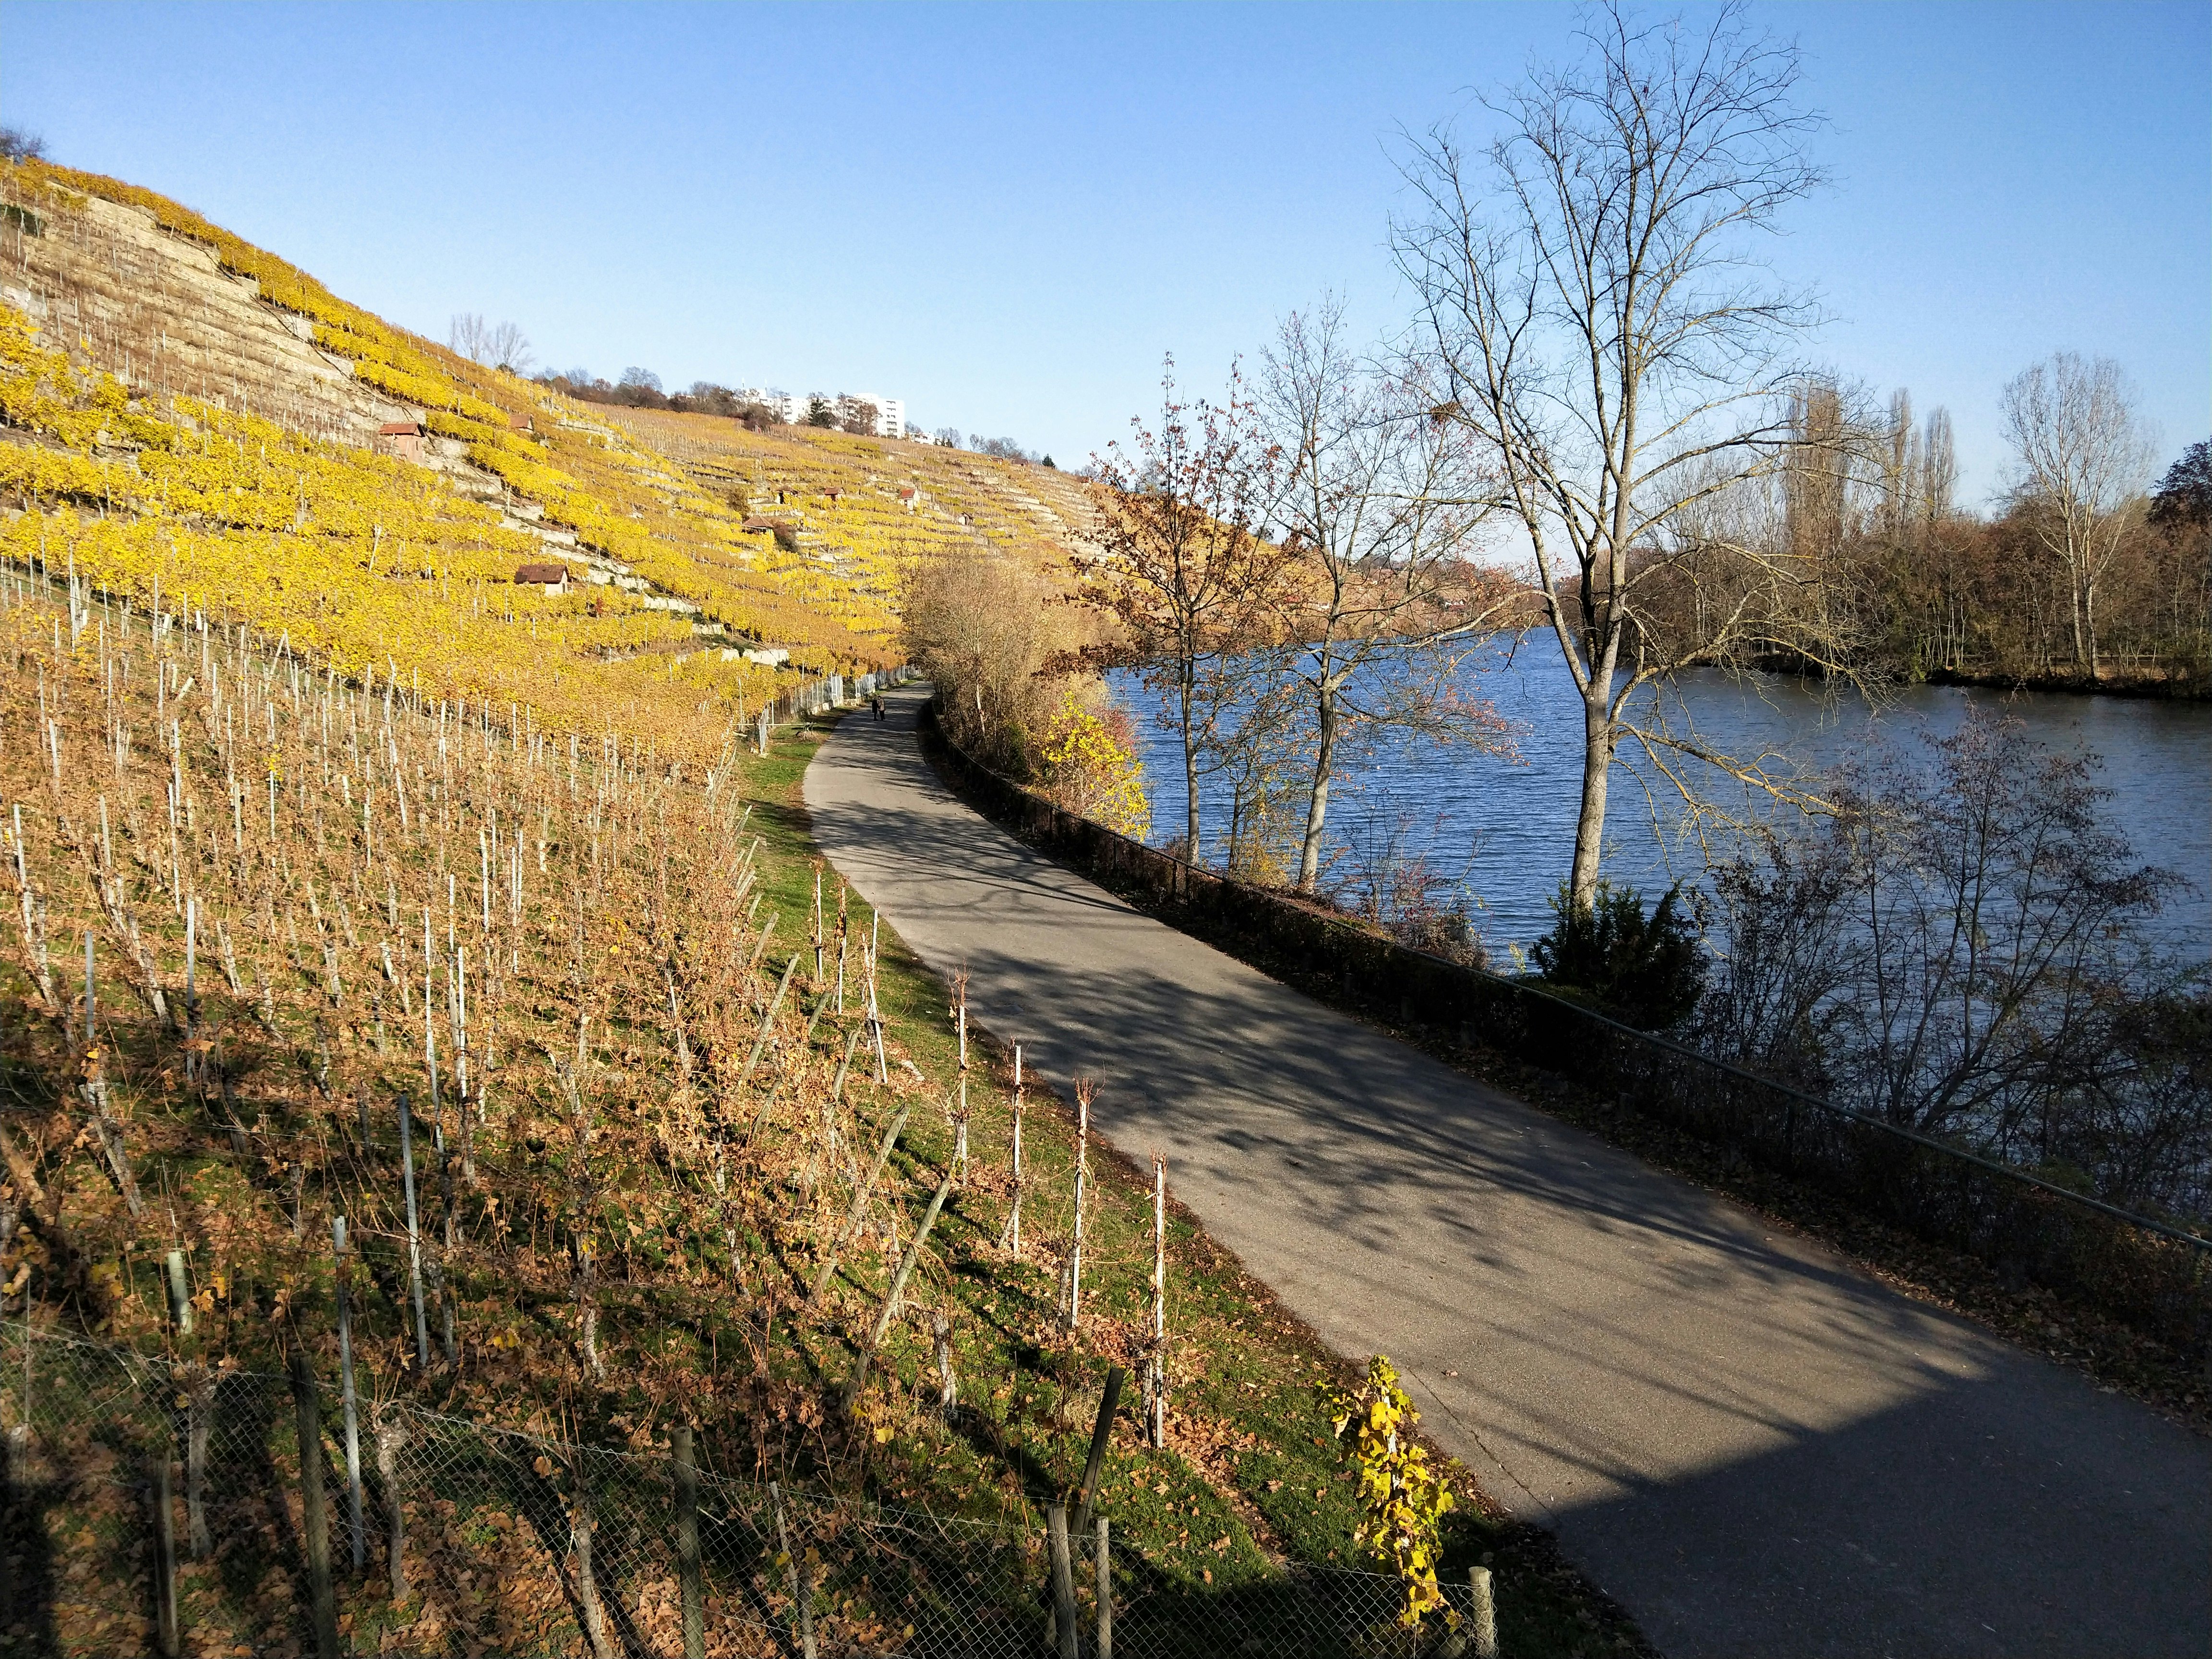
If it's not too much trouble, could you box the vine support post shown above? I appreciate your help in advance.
[334,1216,366,1572]
[163,1250,192,1334]
[841,1162,955,1413]
[397,1092,430,1370]
[1008,1045,1024,1256]
[867,910,885,1082]
[1149,1154,1167,1447]
[931,1309,957,1415]
[1067,1080,1092,1332]
[809,1104,913,1307]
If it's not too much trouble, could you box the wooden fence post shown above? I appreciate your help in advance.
[673,1425,703,1659]
[1072,1367,1125,1544]
[289,1350,340,1658]
[1094,1515,1113,1659]
[569,1454,615,1659]
[1468,1563,1498,1659]
[0,1424,14,1625]
[178,1363,213,1559]
[1046,1502,1078,1659]
[152,1454,180,1659]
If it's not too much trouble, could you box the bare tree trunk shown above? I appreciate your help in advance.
[570,1464,616,1659]
[180,1365,213,1558]
[1180,655,1201,857]
[1569,690,1616,911]
[373,1411,407,1601]
[2084,569,2101,676]
[2071,554,2090,669]
[1296,683,1339,893]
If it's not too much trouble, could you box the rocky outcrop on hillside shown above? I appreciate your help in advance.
[0,180,404,444]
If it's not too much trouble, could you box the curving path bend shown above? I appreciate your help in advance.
[804,687,2209,1659]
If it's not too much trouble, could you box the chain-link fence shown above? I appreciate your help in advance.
[2,1322,1486,1658]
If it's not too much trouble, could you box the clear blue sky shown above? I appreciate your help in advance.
[5,1,2206,502]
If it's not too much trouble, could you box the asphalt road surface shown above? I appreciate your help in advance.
[804,687,2210,1659]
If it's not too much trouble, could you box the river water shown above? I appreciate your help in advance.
[1110,652,2212,963]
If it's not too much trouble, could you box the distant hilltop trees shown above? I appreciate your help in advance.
[536,367,790,429]
[525,360,1046,461]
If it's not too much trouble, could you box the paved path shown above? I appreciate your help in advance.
[805,689,2210,1659]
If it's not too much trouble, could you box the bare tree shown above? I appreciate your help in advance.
[1085,359,1287,858]
[0,125,47,163]
[1395,1,1851,911]
[1999,351,2156,674]
[1261,301,1518,891]
[449,313,535,374]
[902,548,1067,771]
[1702,712,2188,1207]
[1782,378,1854,571]
[1918,405,1958,529]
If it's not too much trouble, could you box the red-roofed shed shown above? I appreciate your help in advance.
[376,420,423,461]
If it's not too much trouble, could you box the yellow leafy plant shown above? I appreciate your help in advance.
[1324,1354,1458,1631]
[1040,685,1148,839]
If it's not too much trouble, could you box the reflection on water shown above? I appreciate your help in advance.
[1110,653,2212,962]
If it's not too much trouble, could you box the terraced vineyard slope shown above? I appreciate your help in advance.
[0,155,1647,1659]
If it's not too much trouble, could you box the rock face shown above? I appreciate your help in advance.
[0,181,407,445]
[0,176,745,647]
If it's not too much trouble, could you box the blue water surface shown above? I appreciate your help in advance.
[1109,648,2212,963]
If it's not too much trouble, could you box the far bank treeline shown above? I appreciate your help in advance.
[1747,391,2209,695]
[902,372,2212,875]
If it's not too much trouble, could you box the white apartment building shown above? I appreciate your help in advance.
[839,393,905,439]
[738,387,905,438]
